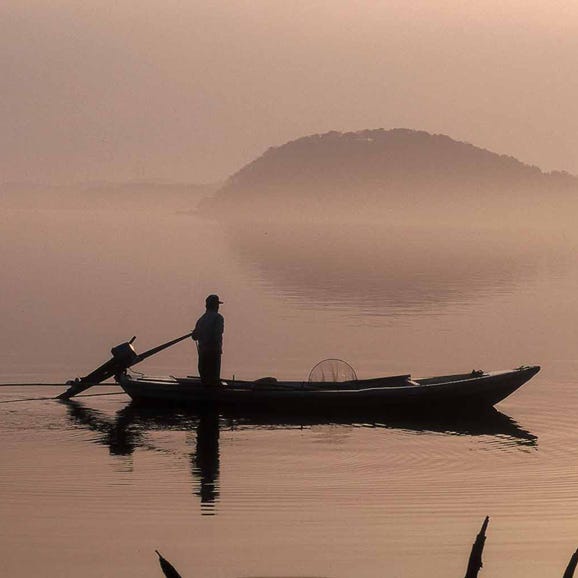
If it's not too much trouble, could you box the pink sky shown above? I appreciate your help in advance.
[2,0,577,183]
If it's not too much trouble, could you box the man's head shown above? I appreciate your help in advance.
[205,294,223,311]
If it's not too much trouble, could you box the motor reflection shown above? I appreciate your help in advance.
[63,400,221,514]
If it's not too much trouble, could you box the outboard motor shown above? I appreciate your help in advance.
[111,338,138,367]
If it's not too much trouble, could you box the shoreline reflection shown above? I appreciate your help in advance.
[225,221,564,314]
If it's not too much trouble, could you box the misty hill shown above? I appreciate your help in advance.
[0,181,219,211]
[202,129,578,219]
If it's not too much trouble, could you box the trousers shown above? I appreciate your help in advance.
[198,350,222,385]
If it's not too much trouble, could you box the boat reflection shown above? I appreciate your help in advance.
[62,400,537,515]
[223,406,538,447]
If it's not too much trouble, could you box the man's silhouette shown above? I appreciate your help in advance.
[192,295,224,385]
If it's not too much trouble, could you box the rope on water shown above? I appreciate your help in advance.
[0,396,56,403]
[0,390,126,404]
[0,383,118,387]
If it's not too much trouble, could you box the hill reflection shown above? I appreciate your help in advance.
[62,400,536,515]
[225,221,559,314]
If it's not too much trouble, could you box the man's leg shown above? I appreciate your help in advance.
[214,353,222,383]
[205,351,222,385]
[198,351,208,385]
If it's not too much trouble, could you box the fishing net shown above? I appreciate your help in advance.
[308,359,357,383]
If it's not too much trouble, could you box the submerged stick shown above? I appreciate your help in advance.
[464,516,489,578]
[155,550,183,578]
[563,548,578,578]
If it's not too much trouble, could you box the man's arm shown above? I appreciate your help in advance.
[192,319,200,341]
[217,315,224,336]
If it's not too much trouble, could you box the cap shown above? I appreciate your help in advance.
[206,294,223,306]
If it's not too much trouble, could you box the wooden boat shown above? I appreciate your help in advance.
[117,365,540,413]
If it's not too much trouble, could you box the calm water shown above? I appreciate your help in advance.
[2,204,578,577]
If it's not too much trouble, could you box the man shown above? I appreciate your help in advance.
[192,294,224,385]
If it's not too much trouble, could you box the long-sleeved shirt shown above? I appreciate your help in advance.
[192,310,224,353]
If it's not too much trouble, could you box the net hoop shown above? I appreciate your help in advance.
[308,358,358,383]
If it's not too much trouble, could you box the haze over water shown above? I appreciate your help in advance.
[2,197,578,577]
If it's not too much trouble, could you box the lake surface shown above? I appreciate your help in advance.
[2,204,578,577]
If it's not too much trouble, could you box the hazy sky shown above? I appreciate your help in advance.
[2,1,577,184]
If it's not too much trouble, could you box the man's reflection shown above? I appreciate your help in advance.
[191,410,220,514]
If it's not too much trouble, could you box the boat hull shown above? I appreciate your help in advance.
[118,366,540,414]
